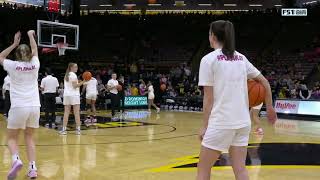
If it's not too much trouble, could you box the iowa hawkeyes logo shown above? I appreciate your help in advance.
[149,143,320,172]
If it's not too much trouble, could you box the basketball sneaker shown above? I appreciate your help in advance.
[45,123,50,128]
[51,123,57,129]
[27,169,37,179]
[84,116,91,123]
[91,116,97,123]
[75,129,81,135]
[7,159,23,180]
[59,130,67,135]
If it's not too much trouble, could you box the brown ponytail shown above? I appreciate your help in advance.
[210,20,236,59]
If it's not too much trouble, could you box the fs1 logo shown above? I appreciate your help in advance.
[281,8,307,16]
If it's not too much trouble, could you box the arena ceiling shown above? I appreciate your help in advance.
[78,0,319,11]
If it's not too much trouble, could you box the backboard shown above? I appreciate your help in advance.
[37,20,79,50]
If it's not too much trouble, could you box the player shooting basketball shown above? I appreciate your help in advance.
[0,30,40,179]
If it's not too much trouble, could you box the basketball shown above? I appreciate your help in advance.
[248,80,266,107]
[82,71,92,81]
[116,85,123,91]
[160,84,166,91]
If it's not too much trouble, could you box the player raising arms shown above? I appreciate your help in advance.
[0,30,40,179]
[197,21,277,180]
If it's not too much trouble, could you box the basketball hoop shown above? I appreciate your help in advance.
[57,43,68,56]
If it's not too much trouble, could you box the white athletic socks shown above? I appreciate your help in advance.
[62,126,67,131]
[12,153,20,162]
[76,126,81,131]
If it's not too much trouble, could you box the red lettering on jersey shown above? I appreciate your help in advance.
[15,65,36,71]
[217,55,243,61]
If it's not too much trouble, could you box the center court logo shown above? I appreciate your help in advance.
[148,143,320,172]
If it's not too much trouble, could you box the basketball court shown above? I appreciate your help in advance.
[0,0,319,179]
[0,110,320,179]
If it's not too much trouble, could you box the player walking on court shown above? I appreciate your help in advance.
[197,20,277,180]
[82,74,98,124]
[0,30,40,179]
[147,81,160,113]
[59,63,87,135]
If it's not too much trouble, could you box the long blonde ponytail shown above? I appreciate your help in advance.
[64,63,77,82]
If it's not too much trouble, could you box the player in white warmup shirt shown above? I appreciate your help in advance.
[0,30,39,179]
[59,63,87,135]
[147,81,160,113]
[82,75,98,123]
[196,21,277,180]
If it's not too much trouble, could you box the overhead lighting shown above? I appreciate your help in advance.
[249,4,263,7]
[80,5,88,7]
[304,1,318,5]
[99,4,112,7]
[124,4,136,7]
[274,4,282,7]
[61,4,65,6]
[148,3,162,6]
[198,4,212,6]
[224,4,237,7]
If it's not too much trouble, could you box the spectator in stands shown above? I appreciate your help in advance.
[160,74,167,84]
[311,87,319,99]
[130,63,138,74]
[177,81,185,96]
[125,85,131,96]
[167,85,177,98]
[97,82,106,97]
[194,86,202,96]
[130,84,139,96]
[278,87,289,99]
[184,66,191,78]
[290,88,298,99]
[299,84,312,100]
[139,79,146,95]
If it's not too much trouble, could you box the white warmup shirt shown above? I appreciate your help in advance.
[40,75,59,93]
[107,79,119,95]
[3,56,41,108]
[148,85,155,99]
[64,72,80,96]
[2,75,10,91]
[198,49,260,129]
[85,77,98,95]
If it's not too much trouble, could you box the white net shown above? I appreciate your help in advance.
[57,43,68,56]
